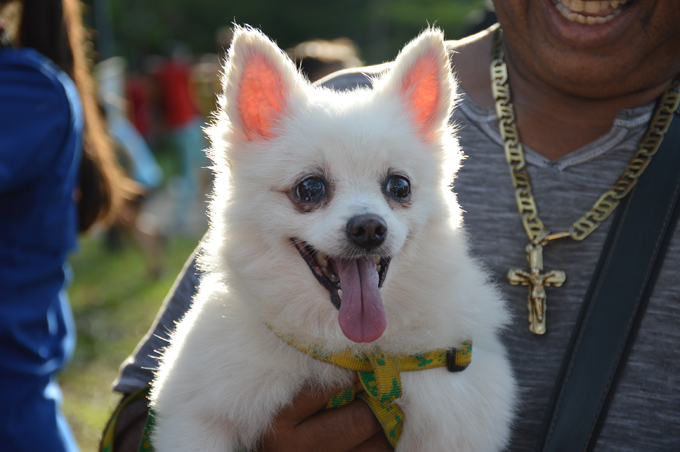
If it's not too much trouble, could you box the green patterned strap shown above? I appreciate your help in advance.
[100,386,152,452]
[129,340,474,451]
[271,326,472,373]
[138,407,156,452]
[321,348,465,448]
[272,329,473,448]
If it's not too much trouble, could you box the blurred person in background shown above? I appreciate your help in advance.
[96,56,166,279]
[150,41,209,235]
[126,67,155,145]
[190,53,221,118]
[97,55,163,196]
[0,0,133,450]
[190,27,234,120]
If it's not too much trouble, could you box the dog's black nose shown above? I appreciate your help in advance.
[346,214,388,250]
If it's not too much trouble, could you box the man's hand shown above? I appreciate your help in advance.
[257,385,393,452]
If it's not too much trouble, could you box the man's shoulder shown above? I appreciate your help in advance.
[314,34,485,97]
[314,62,392,91]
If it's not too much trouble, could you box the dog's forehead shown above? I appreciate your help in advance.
[276,135,420,188]
[280,91,427,170]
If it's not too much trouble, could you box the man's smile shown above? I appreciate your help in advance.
[553,0,631,25]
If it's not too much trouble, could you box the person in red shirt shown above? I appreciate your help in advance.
[152,42,208,234]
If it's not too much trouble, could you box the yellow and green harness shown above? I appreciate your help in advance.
[100,335,472,451]
[276,333,473,448]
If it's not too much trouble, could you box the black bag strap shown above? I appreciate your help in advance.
[537,89,680,452]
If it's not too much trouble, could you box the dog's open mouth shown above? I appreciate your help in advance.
[292,238,390,343]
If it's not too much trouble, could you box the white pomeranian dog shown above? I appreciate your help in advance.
[149,26,516,452]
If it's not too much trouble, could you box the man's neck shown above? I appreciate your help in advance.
[451,29,670,161]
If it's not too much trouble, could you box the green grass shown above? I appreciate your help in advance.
[60,232,200,451]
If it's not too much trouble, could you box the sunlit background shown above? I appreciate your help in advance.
[50,0,496,448]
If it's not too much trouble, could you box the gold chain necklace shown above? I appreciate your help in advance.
[490,26,680,335]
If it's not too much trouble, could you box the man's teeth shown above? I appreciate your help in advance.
[555,0,629,24]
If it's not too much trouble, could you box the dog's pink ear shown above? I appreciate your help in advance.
[224,28,299,141]
[380,29,454,140]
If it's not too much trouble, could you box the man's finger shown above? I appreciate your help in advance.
[276,384,349,423]
[291,399,383,452]
[349,431,394,452]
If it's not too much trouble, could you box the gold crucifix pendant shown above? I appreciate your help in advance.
[507,243,566,335]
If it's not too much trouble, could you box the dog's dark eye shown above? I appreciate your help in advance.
[387,176,411,200]
[296,177,326,203]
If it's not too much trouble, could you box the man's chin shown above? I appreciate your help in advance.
[495,0,680,99]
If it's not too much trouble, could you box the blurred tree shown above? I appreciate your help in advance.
[108,0,488,67]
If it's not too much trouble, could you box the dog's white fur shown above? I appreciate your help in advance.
[150,26,517,451]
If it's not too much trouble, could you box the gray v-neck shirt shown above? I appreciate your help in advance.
[114,69,680,451]
[454,91,679,451]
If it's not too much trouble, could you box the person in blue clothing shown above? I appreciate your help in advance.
[0,0,131,450]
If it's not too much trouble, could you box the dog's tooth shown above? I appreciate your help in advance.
[337,289,342,300]
[377,264,382,273]
[322,267,339,283]
[316,253,328,267]
[373,255,380,264]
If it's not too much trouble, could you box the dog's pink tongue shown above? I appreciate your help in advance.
[334,257,386,343]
